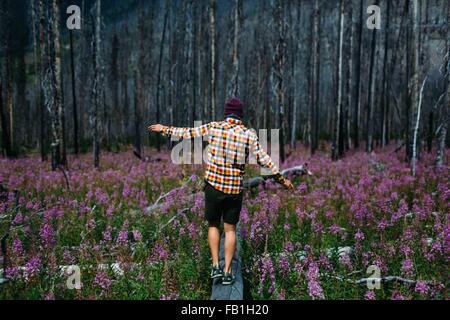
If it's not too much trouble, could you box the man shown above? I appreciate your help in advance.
[149,98,293,285]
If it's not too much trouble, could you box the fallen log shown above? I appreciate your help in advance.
[243,164,311,188]
[330,274,433,286]
[211,225,243,300]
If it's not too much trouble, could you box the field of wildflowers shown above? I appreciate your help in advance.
[0,146,448,300]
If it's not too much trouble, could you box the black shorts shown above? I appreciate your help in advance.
[204,182,243,226]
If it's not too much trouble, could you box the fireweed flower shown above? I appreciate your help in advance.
[339,253,353,271]
[377,219,389,231]
[103,226,112,242]
[12,238,23,256]
[306,261,324,300]
[63,249,75,265]
[93,271,112,292]
[258,255,276,296]
[44,292,55,300]
[329,224,342,235]
[39,223,55,247]
[132,229,143,242]
[278,253,290,277]
[415,281,429,296]
[391,291,405,300]
[400,244,413,257]
[95,187,109,206]
[149,243,169,262]
[4,267,20,280]
[122,184,132,198]
[117,230,128,244]
[355,229,365,241]
[24,256,41,279]
[284,241,294,253]
[401,259,414,277]
[365,290,376,300]
[12,212,23,225]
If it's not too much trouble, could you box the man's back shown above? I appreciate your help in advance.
[161,117,282,194]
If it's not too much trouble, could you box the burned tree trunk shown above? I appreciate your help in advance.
[135,3,145,157]
[381,0,391,147]
[156,2,169,151]
[310,0,320,155]
[53,0,66,166]
[45,0,65,170]
[412,76,427,176]
[121,24,129,143]
[409,0,421,168]
[436,1,449,166]
[228,0,242,98]
[273,0,286,163]
[31,0,40,149]
[69,29,79,156]
[91,0,102,168]
[353,0,364,149]
[110,32,119,146]
[0,1,12,158]
[210,0,217,120]
[291,1,302,150]
[366,5,378,154]
[38,0,47,161]
[0,79,11,158]
[332,0,345,161]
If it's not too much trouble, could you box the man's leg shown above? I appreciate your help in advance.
[223,223,236,273]
[208,225,221,267]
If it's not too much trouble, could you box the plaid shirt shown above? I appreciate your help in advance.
[162,117,285,194]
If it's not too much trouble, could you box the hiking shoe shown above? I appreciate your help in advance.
[210,265,224,279]
[222,272,235,285]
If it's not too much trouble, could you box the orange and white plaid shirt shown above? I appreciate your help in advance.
[162,117,284,194]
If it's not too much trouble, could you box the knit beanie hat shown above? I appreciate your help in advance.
[224,98,244,119]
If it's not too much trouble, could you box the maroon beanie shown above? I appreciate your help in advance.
[224,98,244,119]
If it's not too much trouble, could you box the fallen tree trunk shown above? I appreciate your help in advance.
[243,164,311,189]
[330,274,433,286]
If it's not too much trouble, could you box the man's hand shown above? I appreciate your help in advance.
[148,124,164,133]
[282,178,294,190]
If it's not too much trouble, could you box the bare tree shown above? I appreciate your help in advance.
[210,0,217,120]
[37,0,48,160]
[381,0,391,147]
[366,0,380,153]
[120,22,129,143]
[436,1,449,166]
[156,1,169,151]
[110,32,119,147]
[412,76,428,175]
[44,0,65,170]
[273,0,286,162]
[134,3,145,157]
[332,0,345,161]
[31,0,40,148]
[0,0,12,158]
[91,0,102,168]
[409,0,421,167]
[69,29,79,156]
[228,0,242,98]
[310,0,320,155]
[291,1,302,149]
[0,78,10,158]
[353,0,364,149]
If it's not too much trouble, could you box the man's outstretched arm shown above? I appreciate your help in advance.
[249,132,294,190]
[148,123,214,139]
